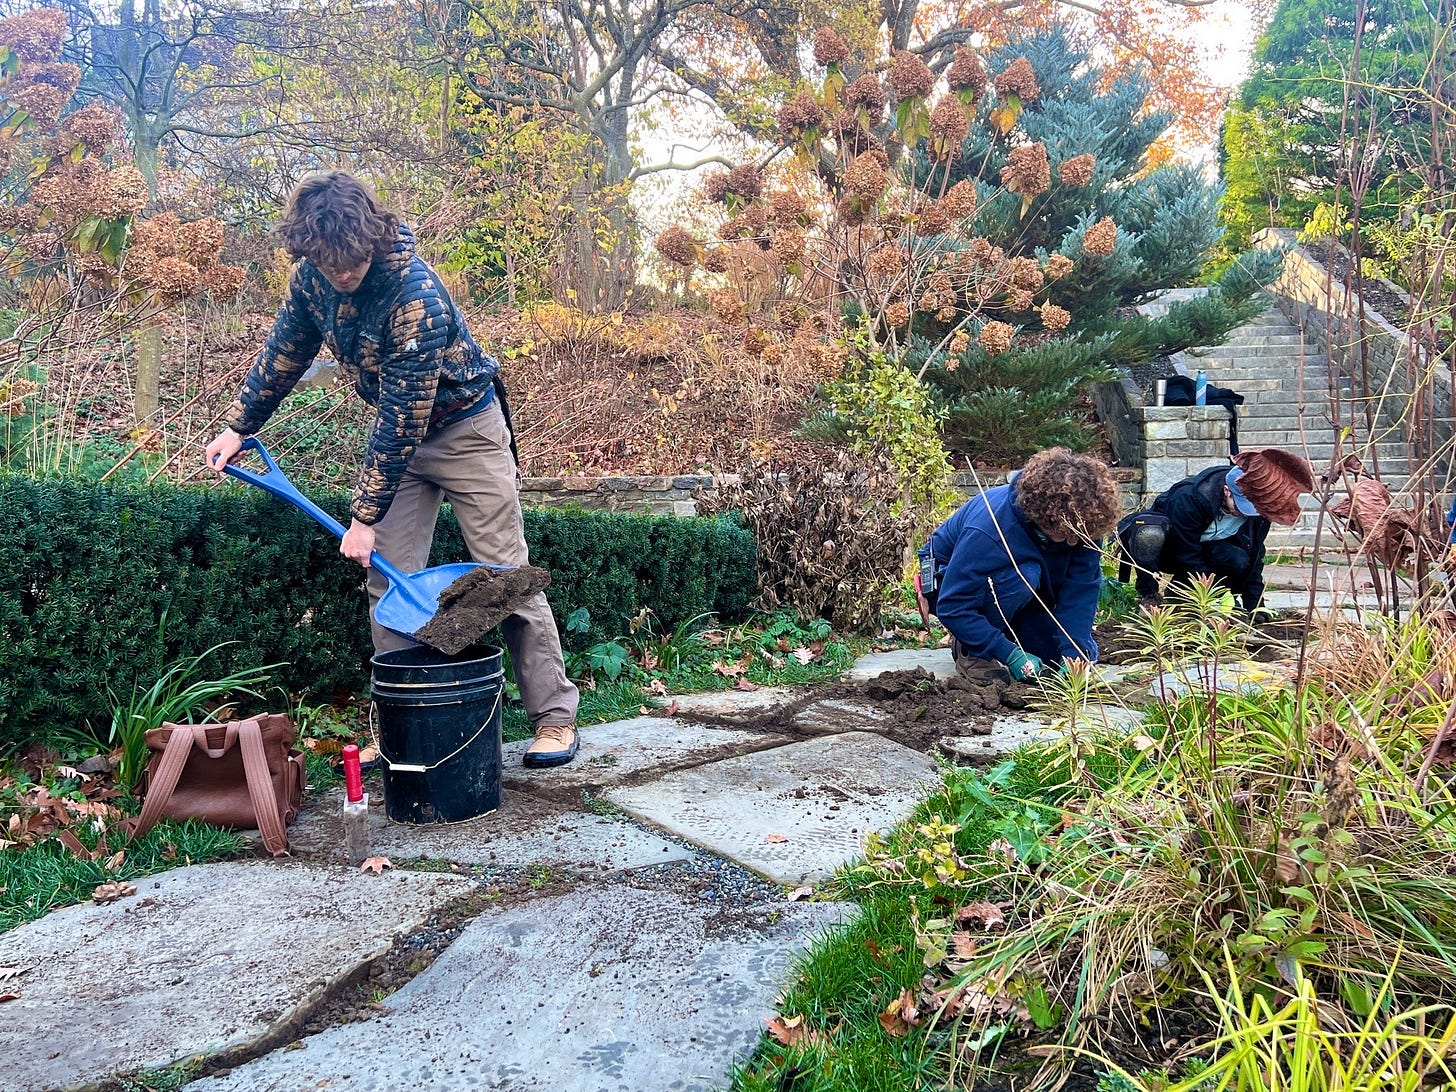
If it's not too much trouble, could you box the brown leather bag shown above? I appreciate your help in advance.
[131,714,305,857]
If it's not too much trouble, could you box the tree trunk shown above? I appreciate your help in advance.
[134,319,161,424]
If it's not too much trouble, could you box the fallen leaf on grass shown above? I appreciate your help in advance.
[711,661,745,678]
[878,988,921,1036]
[791,647,815,665]
[956,901,1006,930]
[91,881,136,904]
[648,678,669,696]
[104,850,125,872]
[786,886,813,902]
[360,856,394,875]
[765,833,789,844]
[950,931,978,960]
[645,700,680,719]
[734,678,761,692]
[357,745,378,764]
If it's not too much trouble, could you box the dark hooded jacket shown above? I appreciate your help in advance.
[1150,465,1270,609]
[225,226,499,524]
[922,482,1102,664]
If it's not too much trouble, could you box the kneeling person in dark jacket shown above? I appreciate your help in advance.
[917,449,1123,681]
[1119,448,1314,614]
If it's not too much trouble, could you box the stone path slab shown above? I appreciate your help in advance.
[607,732,942,885]
[289,791,692,872]
[190,886,849,1092]
[0,861,470,1092]
[938,702,1144,763]
[792,697,899,734]
[669,686,801,720]
[844,647,956,681]
[503,717,784,789]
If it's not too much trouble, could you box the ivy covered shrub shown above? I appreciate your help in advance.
[0,476,755,744]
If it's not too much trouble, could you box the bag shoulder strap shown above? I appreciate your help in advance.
[238,718,290,857]
[129,725,201,842]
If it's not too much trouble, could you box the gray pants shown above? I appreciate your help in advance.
[366,399,580,728]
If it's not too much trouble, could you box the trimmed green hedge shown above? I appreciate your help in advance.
[0,476,755,744]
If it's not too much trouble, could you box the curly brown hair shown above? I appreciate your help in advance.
[277,169,399,271]
[1013,447,1121,541]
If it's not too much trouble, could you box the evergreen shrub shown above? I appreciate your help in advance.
[0,476,755,744]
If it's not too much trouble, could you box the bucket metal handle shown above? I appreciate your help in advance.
[368,688,503,774]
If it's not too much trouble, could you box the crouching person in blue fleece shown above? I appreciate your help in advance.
[917,448,1122,681]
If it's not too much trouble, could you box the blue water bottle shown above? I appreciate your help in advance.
[1194,369,1208,406]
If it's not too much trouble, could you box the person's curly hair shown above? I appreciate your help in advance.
[277,169,399,271]
[1013,447,1122,541]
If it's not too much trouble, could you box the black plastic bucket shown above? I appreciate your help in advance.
[370,644,504,824]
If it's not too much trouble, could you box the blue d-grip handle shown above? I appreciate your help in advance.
[221,438,430,611]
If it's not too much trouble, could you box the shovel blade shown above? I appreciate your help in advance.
[373,562,482,639]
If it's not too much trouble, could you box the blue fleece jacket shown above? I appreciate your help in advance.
[926,484,1102,664]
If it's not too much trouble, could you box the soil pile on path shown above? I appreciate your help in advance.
[413,565,552,654]
[738,663,1036,753]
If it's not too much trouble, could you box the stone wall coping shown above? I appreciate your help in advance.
[1139,406,1232,422]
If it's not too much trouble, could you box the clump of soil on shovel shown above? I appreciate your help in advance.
[412,564,552,654]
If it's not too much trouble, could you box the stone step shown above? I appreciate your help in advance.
[1190,335,1314,351]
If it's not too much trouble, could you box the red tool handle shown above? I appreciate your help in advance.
[342,744,364,803]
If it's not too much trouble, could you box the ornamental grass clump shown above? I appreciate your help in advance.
[844,582,1456,1088]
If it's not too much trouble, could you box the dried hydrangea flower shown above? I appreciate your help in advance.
[702,247,730,273]
[939,179,978,220]
[1007,288,1034,311]
[743,325,770,356]
[1045,253,1074,280]
[704,172,730,203]
[1009,256,1043,291]
[777,92,825,142]
[92,164,150,220]
[885,300,911,327]
[0,9,67,62]
[709,289,744,320]
[1040,302,1072,333]
[950,330,970,354]
[865,243,906,281]
[1057,153,1096,188]
[1001,143,1050,198]
[1083,217,1118,257]
[946,46,987,96]
[888,50,934,101]
[725,164,764,200]
[979,320,1014,355]
[843,74,887,115]
[836,195,869,226]
[654,225,698,268]
[62,103,119,152]
[812,27,850,66]
[770,228,805,265]
[179,216,225,269]
[843,151,889,202]
[993,57,1039,102]
[914,205,950,237]
[146,255,203,304]
[204,264,246,299]
[929,97,970,158]
[769,189,809,225]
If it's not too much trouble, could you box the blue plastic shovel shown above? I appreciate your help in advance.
[221,438,482,641]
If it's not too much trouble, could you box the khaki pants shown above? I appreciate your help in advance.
[366,400,580,728]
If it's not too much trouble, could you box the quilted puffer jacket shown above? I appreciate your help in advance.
[225,226,499,524]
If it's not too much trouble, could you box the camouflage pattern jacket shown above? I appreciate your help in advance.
[226,226,499,524]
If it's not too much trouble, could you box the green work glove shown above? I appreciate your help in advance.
[1004,648,1043,680]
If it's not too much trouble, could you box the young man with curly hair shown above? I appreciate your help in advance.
[917,448,1122,680]
[205,169,580,768]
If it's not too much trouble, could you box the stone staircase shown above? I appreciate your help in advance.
[1178,303,1415,551]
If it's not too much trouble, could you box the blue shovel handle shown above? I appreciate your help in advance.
[221,438,431,612]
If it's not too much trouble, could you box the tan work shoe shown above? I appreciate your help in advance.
[523,724,578,768]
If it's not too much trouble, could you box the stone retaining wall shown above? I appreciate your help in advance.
[520,465,1144,518]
